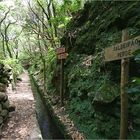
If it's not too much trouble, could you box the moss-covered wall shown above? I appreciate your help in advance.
[62,1,140,54]
[56,1,140,139]
[0,63,11,135]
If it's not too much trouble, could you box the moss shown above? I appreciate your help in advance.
[59,1,140,139]
[61,1,140,54]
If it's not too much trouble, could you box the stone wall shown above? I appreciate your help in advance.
[0,63,12,135]
[0,92,10,134]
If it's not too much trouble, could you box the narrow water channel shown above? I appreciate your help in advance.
[30,76,65,139]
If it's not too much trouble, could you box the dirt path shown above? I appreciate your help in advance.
[1,71,42,140]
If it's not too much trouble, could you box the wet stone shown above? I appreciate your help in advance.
[0,105,2,113]
[0,92,6,101]
[1,109,8,117]
[2,100,10,109]
[0,116,3,124]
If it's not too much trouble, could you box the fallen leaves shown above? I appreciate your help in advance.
[52,104,85,140]
[1,72,41,140]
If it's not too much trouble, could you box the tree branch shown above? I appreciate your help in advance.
[27,1,51,39]
[0,8,10,25]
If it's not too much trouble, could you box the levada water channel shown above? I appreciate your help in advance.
[30,75,65,139]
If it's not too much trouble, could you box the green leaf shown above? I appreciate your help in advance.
[127,86,140,94]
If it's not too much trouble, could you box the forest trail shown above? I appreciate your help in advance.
[1,71,42,140]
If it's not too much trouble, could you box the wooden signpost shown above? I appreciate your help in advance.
[56,47,66,54]
[104,35,140,61]
[57,53,68,59]
[56,47,68,106]
[104,30,140,139]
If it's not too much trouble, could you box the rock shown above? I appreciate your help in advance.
[0,84,7,92]
[1,109,8,117]
[9,104,16,112]
[0,105,2,113]
[3,94,8,102]
[17,77,22,82]
[51,96,59,105]
[2,100,10,109]
[0,116,3,124]
[0,92,6,101]
[0,127,2,136]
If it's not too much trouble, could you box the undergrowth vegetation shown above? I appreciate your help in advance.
[45,1,140,139]
[2,0,139,139]
[0,59,23,89]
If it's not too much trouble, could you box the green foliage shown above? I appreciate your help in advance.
[2,0,140,139]
[45,48,57,93]
[0,49,4,60]
[134,49,140,62]
[127,78,140,94]
[123,29,140,94]
[0,62,11,89]
[94,112,120,138]
[67,98,99,139]
[0,0,27,59]
[1,58,23,89]
[2,59,23,78]
[52,0,82,29]
[67,53,119,102]
[62,1,140,54]
[65,53,120,139]
[29,54,43,77]
[68,98,94,119]
[60,1,140,139]
[125,48,140,138]
[127,88,140,139]
[91,74,119,103]
[22,0,84,94]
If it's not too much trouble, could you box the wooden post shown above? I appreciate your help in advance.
[120,30,129,139]
[56,47,67,106]
[60,59,64,106]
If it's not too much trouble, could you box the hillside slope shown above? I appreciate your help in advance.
[50,1,140,139]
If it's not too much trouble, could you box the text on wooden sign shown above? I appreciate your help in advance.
[57,53,68,59]
[104,35,140,61]
[56,47,66,54]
